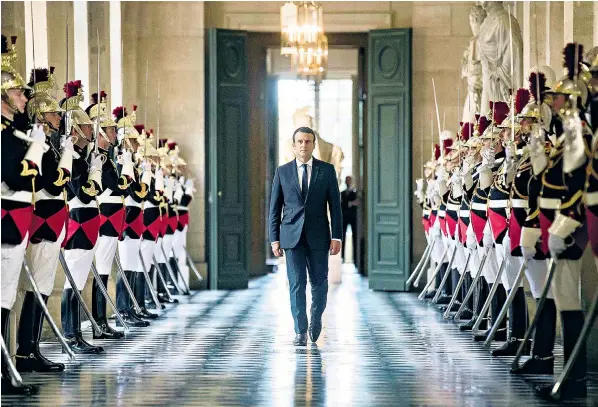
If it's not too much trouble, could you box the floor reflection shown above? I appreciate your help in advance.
[3,267,597,407]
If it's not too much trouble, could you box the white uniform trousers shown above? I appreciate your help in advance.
[525,258,553,299]
[94,235,118,276]
[155,235,174,263]
[495,236,524,291]
[25,227,65,296]
[63,240,100,290]
[172,227,189,287]
[551,259,583,311]
[139,239,155,274]
[1,234,29,309]
[118,236,142,272]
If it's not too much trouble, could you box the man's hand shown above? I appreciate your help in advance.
[329,240,341,255]
[272,242,284,258]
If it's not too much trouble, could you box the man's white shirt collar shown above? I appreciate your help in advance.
[296,158,313,168]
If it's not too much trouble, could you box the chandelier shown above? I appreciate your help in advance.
[280,1,328,81]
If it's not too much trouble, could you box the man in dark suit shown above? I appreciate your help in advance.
[341,175,358,262]
[269,127,343,346]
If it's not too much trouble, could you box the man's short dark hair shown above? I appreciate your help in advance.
[292,126,316,143]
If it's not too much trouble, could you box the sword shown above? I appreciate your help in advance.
[160,242,186,295]
[470,256,507,332]
[511,258,557,371]
[483,261,527,347]
[409,245,434,290]
[135,248,164,310]
[415,243,448,289]
[442,250,472,316]
[168,247,191,295]
[112,253,142,314]
[431,244,459,303]
[418,244,455,300]
[59,251,102,335]
[550,264,598,400]
[183,245,204,282]
[1,336,22,387]
[153,255,175,300]
[407,240,433,288]
[453,247,491,321]
[22,259,75,360]
[90,262,129,330]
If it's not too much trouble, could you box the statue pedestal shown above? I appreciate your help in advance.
[329,252,342,285]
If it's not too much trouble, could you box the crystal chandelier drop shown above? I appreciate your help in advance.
[280,1,328,82]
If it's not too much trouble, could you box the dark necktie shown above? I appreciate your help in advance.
[301,163,308,201]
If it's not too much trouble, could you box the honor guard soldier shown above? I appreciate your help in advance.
[115,110,151,327]
[87,92,132,338]
[460,117,486,331]
[60,80,105,354]
[16,67,70,373]
[1,34,44,395]
[137,129,163,314]
[470,101,508,342]
[536,43,592,400]
[488,88,531,356]
[423,145,444,297]
[511,71,557,375]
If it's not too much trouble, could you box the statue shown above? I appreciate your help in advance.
[477,1,523,109]
[284,106,345,182]
[461,5,487,122]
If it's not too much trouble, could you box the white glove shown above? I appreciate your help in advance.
[174,183,184,203]
[482,231,494,248]
[23,124,49,174]
[155,168,165,192]
[179,176,185,185]
[481,146,495,168]
[521,245,536,260]
[548,234,567,258]
[88,154,103,189]
[57,136,76,173]
[140,159,152,173]
[121,151,136,181]
[117,128,125,143]
[466,231,477,250]
[140,168,152,187]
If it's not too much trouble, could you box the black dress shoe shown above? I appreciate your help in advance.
[435,295,452,305]
[458,309,474,320]
[293,333,307,346]
[423,290,436,300]
[474,328,506,342]
[511,356,554,375]
[535,378,587,400]
[1,378,37,395]
[64,337,104,354]
[93,322,124,340]
[137,307,159,319]
[309,321,322,343]
[117,310,150,328]
[492,338,529,357]
[459,317,477,331]
[15,351,65,373]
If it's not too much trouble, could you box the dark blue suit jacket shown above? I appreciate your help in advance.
[269,158,343,250]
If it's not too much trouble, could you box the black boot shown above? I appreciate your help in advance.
[460,278,487,331]
[145,266,166,310]
[1,308,37,395]
[158,263,178,303]
[16,292,65,372]
[511,299,556,375]
[62,289,104,354]
[536,310,587,400]
[492,287,529,356]
[115,271,149,327]
[434,263,452,304]
[93,275,124,340]
[169,256,189,295]
[477,283,507,342]
[134,273,158,319]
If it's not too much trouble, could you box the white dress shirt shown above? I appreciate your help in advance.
[296,158,313,191]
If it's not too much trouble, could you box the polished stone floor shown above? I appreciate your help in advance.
[3,267,598,407]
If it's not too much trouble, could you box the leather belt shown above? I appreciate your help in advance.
[538,197,561,210]
[437,210,446,217]
[511,199,528,209]
[585,191,598,206]
[459,210,470,218]
[471,202,487,211]
[488,200,508,209]
[447,203,460,211]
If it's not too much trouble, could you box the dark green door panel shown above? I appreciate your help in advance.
[206,29,249,290]
[367,29,412,291]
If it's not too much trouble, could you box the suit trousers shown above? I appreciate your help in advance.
[285,231,329,334]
